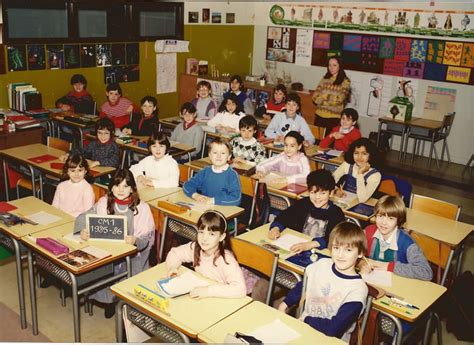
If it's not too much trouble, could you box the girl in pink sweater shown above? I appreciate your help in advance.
[166,211,246,299]
[52,154,95,217]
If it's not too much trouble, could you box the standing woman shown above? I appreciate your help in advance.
[312,56,351,133]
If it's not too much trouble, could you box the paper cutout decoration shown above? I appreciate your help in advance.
[379,37,395,59]
[330,33,344,50]
[313,32,330,49]
[80,44,96,68]
[427,41,445,64]
[383,59,405,76]
[47,45,64,70]
[403,61,424,79]
[343,35,362,52]
[311,48,327,66]
[460,43,474,68]
[410,40,427,62]
[394,38,412,61]
[27,45,46,70]
[64,45,80,69]
[423,62,447,81]
[361,52,382,73]
[361,36,380,53]
[446,66,471,83]
[343,51,362,70]
[443,42,463,66]
[7,45,27,72]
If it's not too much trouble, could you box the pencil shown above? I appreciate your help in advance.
[362,256,373,271]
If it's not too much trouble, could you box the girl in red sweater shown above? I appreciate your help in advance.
[320,108,361,152]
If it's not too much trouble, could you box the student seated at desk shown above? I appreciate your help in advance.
[255,83,287,120]
[61,118,120,168]
[169,102,204,161]
[278,222,368,342]
[320,108,361,152]
[255,131,310,185]
[230,115,266,165]
[166,210,246,298]
[129,131,179,189]
[268,169,345,250]
[207,93,246,134]
[55,74,95,114]
[75,169,155,318]
[359,195,432,281]
[99,83,137,131]
[52,154,95,217]
[191,80,218,120]
[333,137,381,203]
[223,74,254,115]
[121,96,160,137]
[264,93,315,146]
[183,138,241,206]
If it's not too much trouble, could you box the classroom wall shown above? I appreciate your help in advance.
[251,2,474,165]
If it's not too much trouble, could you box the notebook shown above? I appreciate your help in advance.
[28,154,58,164]
[347,203,375,217]
[156,271,210,298]
[286,250,330,268]
[280,183,307,194]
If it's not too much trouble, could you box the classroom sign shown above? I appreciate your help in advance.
[86,214,127,241]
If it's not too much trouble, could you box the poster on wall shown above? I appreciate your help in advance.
[27,45,46,70]
[47,45,64,70]
[294,29,313,66]
[156,53,177,94]
[80,44,96,68]
[111,44,126,66]
[7,45,27,71]
[266,27,296,64]
[64,45,80,69]
[96,44,112,67]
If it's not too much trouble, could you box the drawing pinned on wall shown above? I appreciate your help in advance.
[403,61,424,79]
[188,12,199,24]
[111,44,126,66]
[361,36,380,53]
[461,43,474,68]
[294,29,313,66]
[226,13,235,24]
[443,42,463,66]
[423,62,447,81]
[212,12,222,24]
[64,45,80,69]
[409,40,427,62]
[27,45,46,70]
[313,32,330,49]
[156,53,176,94]
[379,37,395,59]
[96,44,112,67]
[202,9,210,23]
[330,33,344,50]
[446,65,471,83]
[461,14,470,31]
[47,45,64,70]
[426,41,444,64]
[361,52,382,73]
[343,35,362,52]
[7,45,27,71]
[366,75,393,117]
[267,48,294,63]
[268,27,282,40]
[80,44,96,68]
[394,38,411,61]
[282,28,291,49]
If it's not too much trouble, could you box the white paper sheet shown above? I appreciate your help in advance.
[326,149,344,157]
[249,318,301,344]
[362,270,392,287]
[27,211,61,225]
[271,234,304,251]
[63,233,83,244]
[156,53,177,94]
[332,191,358,209]
[157,271,210,297]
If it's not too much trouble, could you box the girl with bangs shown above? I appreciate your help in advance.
[165,210,246,299]
[74,168,155,318]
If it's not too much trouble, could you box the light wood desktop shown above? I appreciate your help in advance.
[197,300,345,344]
[49,112,98,148]
[149,190,244,260]
[264,142,345,167]
[22,222,136,342]
[0,143,115,200]
[0,196,75,332]
[110,263,252,342]
[138,186,181,203]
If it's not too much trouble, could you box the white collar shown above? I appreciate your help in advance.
[373,228,399,251]
[212,164,229,173]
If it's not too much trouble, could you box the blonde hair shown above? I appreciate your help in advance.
[329,222,367,255]
[374,195,406,226]
[208,137,232,155]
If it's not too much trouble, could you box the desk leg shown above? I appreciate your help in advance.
[201,132,207,159]
[455,243,465,277]
[441,249,455,286]
[3,159,10,201]
[27,248,38,335]
[126,256,132,278]
[79,128,84,149]
[399,126,406,161]
[121,149,128,169]
[159,215,169,261]
[115,300,125,342]
[376,121,383,149]
[69,273,81,342]
[12,239,27,329]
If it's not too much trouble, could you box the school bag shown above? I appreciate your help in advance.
[248,182,271,230]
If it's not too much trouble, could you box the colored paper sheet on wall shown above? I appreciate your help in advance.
[426,41,445,64]
[330,33,344,50]
[423,62,447,81]
[295,29,313,66]
[327,50,341,58]
[383,59,405,76]
[311,48,327,66]
[313,32,330,49]
[361,52,382,73]
[343,35,362,52]
[445,65,471,83]
[361,36,380,53]
[7,45,27,71]
[410,40,427,62]
[460,43,474,68]
[379,37,395,59]
[403,61,424,79]
[27,45,46,70]
[394,38,411,61]
[443,42,463,66]
[343,51,361,70]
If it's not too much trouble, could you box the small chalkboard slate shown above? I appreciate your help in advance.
[86,214,127,241]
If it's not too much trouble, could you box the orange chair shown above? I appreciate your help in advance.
[377,179,399,197]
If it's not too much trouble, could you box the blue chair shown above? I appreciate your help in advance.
[380,174,412,206]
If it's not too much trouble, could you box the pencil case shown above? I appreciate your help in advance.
[134,284,169,311]
[157,201,189,214]
[36,237,70,256]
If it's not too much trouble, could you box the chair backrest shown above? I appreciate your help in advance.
[239,174,256,198]
[47,136,72,152]
[377,179,399,197]
[92,183,108,202]
[410,193,460,220]
[345,216,361,228]
[308,124,326,141]
[441,112,455,137]
[178,164,190,186]
[230,238,278,305]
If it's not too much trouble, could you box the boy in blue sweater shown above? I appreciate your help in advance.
[278,222,368,342]
[183,138,241,206]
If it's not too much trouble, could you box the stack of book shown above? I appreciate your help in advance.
[7,82,44,112]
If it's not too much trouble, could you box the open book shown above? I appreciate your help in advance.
[156,271,210,297]
[58,246,110,268]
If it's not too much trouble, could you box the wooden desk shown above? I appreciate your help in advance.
[198,300,345,344]
[0,143,115,200]
[160,116,182,130]
[0,197,74,332]
[332,196,378,223]
[149,190,244,260]
[138,186,182,203]
[371,273,446,345]
[22,222,136,341]
[405,208,473,285]
[50,112,98,148]
[264,142,344,167]
[111,263,252,342]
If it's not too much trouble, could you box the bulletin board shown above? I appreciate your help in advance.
[266,27,474,85]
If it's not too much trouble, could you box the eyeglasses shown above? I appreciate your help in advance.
[281,124,290,132]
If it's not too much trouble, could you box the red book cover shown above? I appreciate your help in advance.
[90,170,100,177]
[50,162,64,170]
[0,202,18,212]
[28,154,58,163]
[280,183,307,194]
